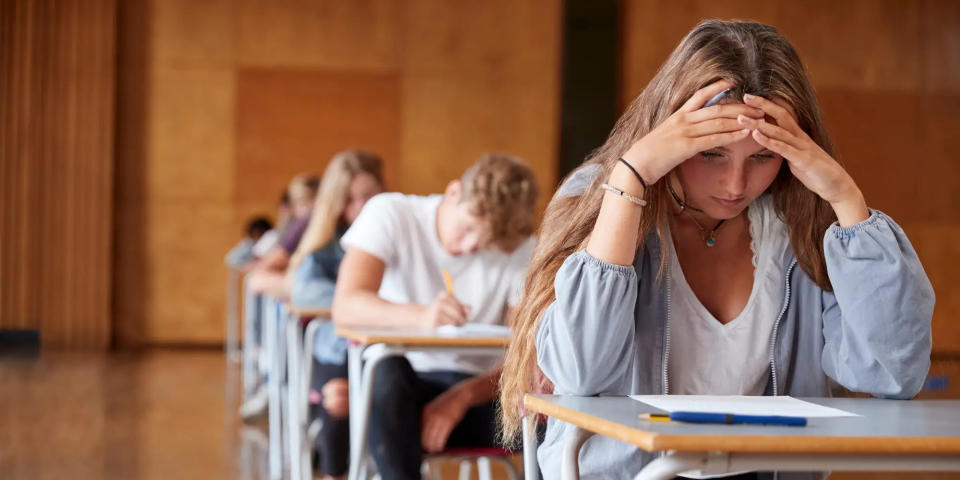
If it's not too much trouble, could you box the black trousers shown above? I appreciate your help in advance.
[368,356,498,480]
[310,360,350,477]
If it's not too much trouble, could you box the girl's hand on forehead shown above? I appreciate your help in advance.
[739,94,869,225]
[619,79,765,185]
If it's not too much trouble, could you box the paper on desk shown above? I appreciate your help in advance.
[631,395,859,417]
[436,324,511,337]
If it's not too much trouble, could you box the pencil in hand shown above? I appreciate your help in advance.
[442,269,454,295]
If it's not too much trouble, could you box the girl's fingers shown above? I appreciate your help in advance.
[685,103,764,123]
[679,79,735,113]
[752,129,801,160]
[737,115,799,148]
[685,118,745,138]
[771,97,800,123]
[743,94,801,134]
[690,128,751,151]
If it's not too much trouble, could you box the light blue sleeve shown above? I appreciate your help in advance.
[291,253,337,309]
[224,239,254,269]
[536,250,638,395]
[820,210,935,399]
[291,248,347,365]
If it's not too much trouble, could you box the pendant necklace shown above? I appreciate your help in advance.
[687,215,726,247]
[669,183,726,247]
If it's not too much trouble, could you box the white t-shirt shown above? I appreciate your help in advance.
[341,192,536,374]
[667,194,790,396]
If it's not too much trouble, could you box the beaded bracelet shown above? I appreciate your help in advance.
[601,183,647,207]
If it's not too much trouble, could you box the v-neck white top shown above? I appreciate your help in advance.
[666,194,791,396]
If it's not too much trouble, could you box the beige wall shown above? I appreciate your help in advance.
[115,0,562,345]
[620,0,960,354]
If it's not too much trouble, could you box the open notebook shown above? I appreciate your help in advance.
[435,324,511,338]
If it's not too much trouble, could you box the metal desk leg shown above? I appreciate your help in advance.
[241,281,259,398]
[522,414,540,480]
[632,452,708,480]
[346,341,365,480]
[286,313,304,480]
[560,425,594,480]
[299,319,322,479]
[226,268,241,363]
[348,345,397,480]
[265,299,283,480]
[725,453,960,475]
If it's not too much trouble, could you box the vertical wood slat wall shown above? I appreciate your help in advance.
[0,0,116,348]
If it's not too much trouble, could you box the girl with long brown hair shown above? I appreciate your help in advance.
[290,150,384,480]
[499,20,933,479]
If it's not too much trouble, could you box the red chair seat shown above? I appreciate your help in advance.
[435,446,515,457]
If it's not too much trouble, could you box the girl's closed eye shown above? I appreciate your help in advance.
[699,150,726,163]
[750,151,778,163]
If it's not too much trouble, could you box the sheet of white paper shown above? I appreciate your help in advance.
[435,324,511,338]
[630,395,860,417]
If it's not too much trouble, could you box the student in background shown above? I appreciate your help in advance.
[225,216,272,269]
[288,150,384,480]
[247,174,320,298]
[498,20,934,480]
[250,192,292,260]
[240,174,320,419]
[333,154,539,480]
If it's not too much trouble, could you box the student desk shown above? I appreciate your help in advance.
[262,296,287,480]
[284,306,332,480]
[337,327,510,480]
[523,394,960,480]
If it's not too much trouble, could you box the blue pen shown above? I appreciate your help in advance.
[703,88,730,108]
[644,411,807,427]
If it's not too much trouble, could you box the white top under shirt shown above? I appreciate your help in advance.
[667,195,790,479]
[341,193,536,375]
[667,194,791,397]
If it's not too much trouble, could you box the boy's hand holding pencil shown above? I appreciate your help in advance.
[419,269,471,328]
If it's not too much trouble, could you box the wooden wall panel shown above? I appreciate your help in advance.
[0,0,116,348]
[620,0,960,355]
[235,0,401,71]
[235,69,402,218]
[400,0,562,210]
[115,0,239,345]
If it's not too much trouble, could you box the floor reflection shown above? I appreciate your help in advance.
[0,349,269,480]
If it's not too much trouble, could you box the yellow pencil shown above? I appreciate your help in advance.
[639,413,671,422]
[442,269,454,294]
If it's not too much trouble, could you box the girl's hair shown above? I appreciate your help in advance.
[288,150,384,272]
[498,20,839,440]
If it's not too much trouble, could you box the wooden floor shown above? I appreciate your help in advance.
[0,349,957,480]
[0,349,269,480]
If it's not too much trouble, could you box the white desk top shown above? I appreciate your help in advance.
[525,394,960,453]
